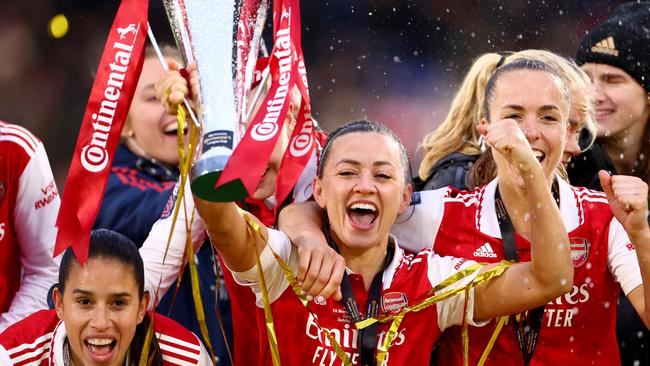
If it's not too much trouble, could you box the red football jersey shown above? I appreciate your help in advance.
[0,122,60,331]
[391,178,642,366]
[232,229,484,365]
[0,309,212,365]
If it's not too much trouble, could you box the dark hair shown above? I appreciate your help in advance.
[482,58,570,123]
[467,149,498,188]
[58,229,144,297]
[470,59,570,187]
[318,119,411,182]
[58,229,162,366]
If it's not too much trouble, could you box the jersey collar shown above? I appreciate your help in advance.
[477,175,580,238]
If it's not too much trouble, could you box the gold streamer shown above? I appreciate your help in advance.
[138,313,155,366]
[233,207,511,365]
[462,287,470,366]
[268,245,353,366]
[476,316,508,366]
[237,208,352,366]
[140,105,216,364]
[356,261,511,364]
[176,106,216,361]
[238,208,282,366]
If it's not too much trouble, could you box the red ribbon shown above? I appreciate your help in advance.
[54,0,148,264]
[218,0,317,204]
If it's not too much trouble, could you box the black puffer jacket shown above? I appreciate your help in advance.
[415,152,478,191]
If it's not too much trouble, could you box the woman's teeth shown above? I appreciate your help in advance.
[347,202,378,226]
[163,122,178,134]
[349,203,376,212]
[87,338,113,346]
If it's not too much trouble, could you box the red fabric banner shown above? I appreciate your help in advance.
[218,0,317,203]
[54,0,148,264]
[216,0,299,195]
[275,55,316,204]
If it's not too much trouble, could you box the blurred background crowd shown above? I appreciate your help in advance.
[0,0,624,188]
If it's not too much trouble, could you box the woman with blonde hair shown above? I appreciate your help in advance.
[417,50,596,190]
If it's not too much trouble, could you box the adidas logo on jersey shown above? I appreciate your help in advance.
[473,243,497,258]
[591,36,619,56]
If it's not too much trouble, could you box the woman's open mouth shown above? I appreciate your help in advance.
[163,121,188,136]
[85,337,117,362]
[346,202,378,230]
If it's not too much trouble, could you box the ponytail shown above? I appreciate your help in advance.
[418,53,504,181]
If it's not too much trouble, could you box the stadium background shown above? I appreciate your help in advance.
[0,0,624,188]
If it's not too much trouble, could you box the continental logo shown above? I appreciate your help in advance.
[80,24,139,173]
[591,36,619,56]
[250,22,293,142]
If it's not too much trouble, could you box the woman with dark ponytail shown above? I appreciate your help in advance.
[0,229,212,365]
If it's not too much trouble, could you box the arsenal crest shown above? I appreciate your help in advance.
[570,237,590,267]
[381,292,408,315]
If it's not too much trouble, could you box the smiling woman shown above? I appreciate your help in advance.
[0,229,212,366]
[122,47,186,168]
[193,118,573,365]
[93,45,183,247]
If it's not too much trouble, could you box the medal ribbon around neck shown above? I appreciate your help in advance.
[237,206,512,365]
[356,261,511,365]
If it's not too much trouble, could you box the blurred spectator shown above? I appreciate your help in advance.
[570,2,650,365]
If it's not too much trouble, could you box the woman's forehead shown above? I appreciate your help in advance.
[331,132,396,153]
[493,71,565,107]
[326,132,403,168]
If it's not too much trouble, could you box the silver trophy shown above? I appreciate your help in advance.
[164,0,267,201]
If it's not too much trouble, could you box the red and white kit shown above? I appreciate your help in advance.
[141,151,319,365]
[391,177,641,366]
[0,122,60,331]
[232,229,484,366]
[0,309,213,365]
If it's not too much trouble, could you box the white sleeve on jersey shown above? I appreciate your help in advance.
[390,189,447,252]
[230,228,294,306]
[0,345,11,365]
[0,143,60,331]
[607,218,643,295]
[427,254,485,331]
[197,338,215,366]
[140,178,207,309]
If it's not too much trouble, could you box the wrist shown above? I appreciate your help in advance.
[293,231,328,248]
[629,227,650,245]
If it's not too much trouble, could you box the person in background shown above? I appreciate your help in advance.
[417,49,596,191]
[0,121,60,332]
[570,3,650,364]
[0,229,212,366]
[92,45,231,364]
